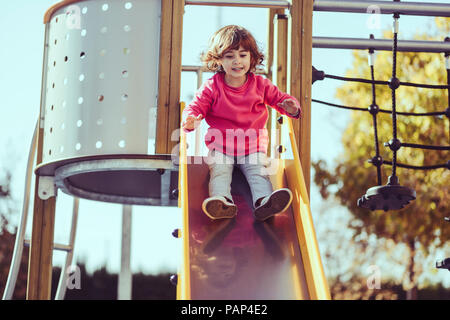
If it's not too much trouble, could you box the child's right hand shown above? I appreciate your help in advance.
[182,114,203,130]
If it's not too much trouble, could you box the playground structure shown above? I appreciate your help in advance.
[2,0,449,300]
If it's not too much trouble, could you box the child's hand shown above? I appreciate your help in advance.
[182,114,203,130]
[277,99,300,117]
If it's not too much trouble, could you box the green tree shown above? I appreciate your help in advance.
[313,17,450,299]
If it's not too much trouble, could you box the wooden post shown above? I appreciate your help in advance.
[27,123,56,300]
[27,20,56,299]
[287,0,313,196]
[156,0,172,154]
[156,0,185,154]
[168,0,184,155]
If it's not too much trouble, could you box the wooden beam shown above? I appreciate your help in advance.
[300,0,313,196]
[167,0,185,154]
[156,0,185,154]
[288,0,313,196]
[27,124,56,300]
[156,0,174,154]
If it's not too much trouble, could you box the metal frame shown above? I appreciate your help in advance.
[3,124,162,299]
[2,122,79,300]
[54,197,79,300]
[313,0,450,17]
[54,158,177,206]
[181,66,207,156]
[313,37,450,53]
[185,0,290,9]
[118,205,132,300]
[185,0,450,17]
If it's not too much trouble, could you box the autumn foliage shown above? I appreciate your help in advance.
[313,17,450,298]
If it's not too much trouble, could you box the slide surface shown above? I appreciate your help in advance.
[178,118,330,300]
[185,159,309,299]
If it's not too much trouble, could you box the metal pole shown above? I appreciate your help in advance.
[182,65,266,74]
[160,170,171,206]
[118,205,132,300]
[195,69,203,156]
[185,0,290,9]
[313,37,450,53]
[313,0,450,17]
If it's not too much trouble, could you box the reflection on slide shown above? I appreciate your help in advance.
[183,158,310,299]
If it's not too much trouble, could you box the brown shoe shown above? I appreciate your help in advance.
[202,196,237,220]
[254,188,292,221]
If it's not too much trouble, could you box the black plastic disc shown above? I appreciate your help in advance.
[436,258,450,271]
[357,184,416,211]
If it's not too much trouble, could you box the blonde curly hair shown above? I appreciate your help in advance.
[201,25,264,73]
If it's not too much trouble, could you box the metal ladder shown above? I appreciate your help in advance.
[2,122,79,300]
[2,121,138,300]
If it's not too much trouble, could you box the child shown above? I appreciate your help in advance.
[182,25,301,221]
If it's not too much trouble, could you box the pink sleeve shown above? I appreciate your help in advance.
[181,80,215,132]
[262,77,301,119]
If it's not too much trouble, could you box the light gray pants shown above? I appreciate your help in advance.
[206,150,273,208]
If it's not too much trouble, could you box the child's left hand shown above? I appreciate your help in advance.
[277,99,300,117]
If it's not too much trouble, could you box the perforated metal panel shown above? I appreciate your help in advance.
[42,0,160,163]
[36,0,179,206]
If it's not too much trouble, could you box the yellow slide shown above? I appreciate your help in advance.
[177,115,330,300]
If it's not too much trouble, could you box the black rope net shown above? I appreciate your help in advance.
[311,12,450,212]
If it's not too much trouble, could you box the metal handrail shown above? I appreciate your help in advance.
[185,0,450,17]
[2,120,79,300]
[313,0,450,17]
[2,121,38,300]
[182,65,266,74]
[313,37,450,53]
[181,66,207,155]
[185,0,290,9]
[55,197,79,300]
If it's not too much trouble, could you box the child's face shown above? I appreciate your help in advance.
[219,46,251,82]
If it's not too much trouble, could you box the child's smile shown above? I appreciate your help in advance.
[219,46,251,87]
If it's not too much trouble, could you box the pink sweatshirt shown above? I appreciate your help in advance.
[182,72,301,156]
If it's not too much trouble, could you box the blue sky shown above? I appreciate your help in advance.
[0,0,448,290]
